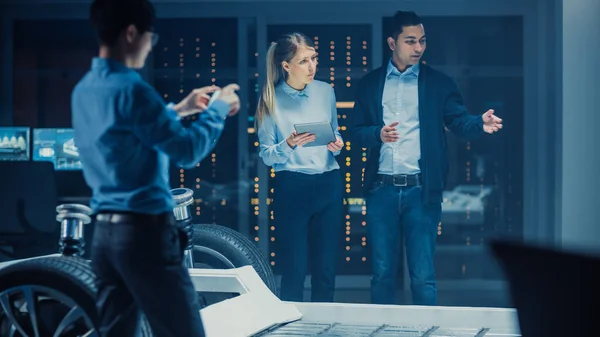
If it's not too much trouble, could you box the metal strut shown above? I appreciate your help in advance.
[55,203,93,257]
[171,188,196,268]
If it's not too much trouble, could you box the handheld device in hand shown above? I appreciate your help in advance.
[294,121,336,147]
[207,90,221,107]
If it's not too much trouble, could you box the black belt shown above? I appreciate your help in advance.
[94,212,175,226]
[378,173,422,187]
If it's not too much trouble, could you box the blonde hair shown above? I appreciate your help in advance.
[255,32,314,126]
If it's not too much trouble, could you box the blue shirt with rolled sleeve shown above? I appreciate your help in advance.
[257,80,342,175]
[71,57,230,215]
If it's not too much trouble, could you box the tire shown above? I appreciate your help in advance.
[192,224,277,294]
[0,256,152,337]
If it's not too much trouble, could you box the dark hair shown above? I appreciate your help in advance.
[255,32,314,125]
[389,11,422,40]
[90,0,156,46]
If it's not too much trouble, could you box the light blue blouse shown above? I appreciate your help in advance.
[257,80,342,175]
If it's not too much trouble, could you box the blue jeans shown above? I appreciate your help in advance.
[366,182,441,305]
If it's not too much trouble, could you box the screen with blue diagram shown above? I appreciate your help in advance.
[32,128,82,170]
[0,127,31,161]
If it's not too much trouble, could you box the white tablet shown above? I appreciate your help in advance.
[294,121,336,147]
[207,90,221,107]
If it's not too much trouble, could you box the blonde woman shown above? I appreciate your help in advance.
[256,32,344,302]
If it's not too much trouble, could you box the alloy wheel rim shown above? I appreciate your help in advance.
[0,285,97,337]
[192,245,235,269]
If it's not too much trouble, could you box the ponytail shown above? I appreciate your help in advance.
[254,32,314,126]
[255,42,282,126]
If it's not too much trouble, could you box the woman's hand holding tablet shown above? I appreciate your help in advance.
[293,121,336,147]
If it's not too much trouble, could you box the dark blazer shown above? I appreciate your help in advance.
[349,63,485,204]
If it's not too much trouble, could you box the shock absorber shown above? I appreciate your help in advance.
[55,204,92,257]
[171,188,195,268]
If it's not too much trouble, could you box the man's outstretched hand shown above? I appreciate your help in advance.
[482,109,503,134]
[218,83,241,116]
[174,83,241,118]
[174,85,219,117]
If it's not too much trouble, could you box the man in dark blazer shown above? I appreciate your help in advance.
[349,10,503,306]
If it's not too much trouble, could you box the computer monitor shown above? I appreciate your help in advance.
[32,128,82,170]
[0,126,30,161]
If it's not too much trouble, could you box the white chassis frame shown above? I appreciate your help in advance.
[0,255,521,337]
[191,266,522,337]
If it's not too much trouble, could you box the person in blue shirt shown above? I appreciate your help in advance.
[71,0,240,336]
[350,11,503,306]
[255,32,344,303]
